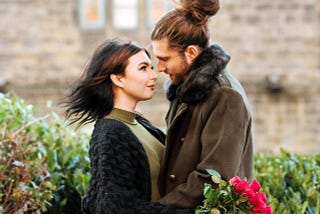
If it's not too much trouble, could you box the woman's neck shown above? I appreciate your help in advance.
[113,97,137,113]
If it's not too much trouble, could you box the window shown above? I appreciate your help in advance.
[79,0,106,30]
[112,0,138,30]
[146,0,175,28]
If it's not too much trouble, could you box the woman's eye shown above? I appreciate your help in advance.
[139,66,147,71]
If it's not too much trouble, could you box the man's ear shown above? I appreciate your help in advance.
[184,45,201,64]
[110,74,124,88]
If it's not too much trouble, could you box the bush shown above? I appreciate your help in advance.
[0,93,55,213]
[255,149,320,214]
[43,112,90,214]
[0,93,90,213]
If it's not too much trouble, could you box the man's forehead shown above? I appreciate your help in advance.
[151,40,177,57]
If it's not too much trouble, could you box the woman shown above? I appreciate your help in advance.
[64,40,189,213]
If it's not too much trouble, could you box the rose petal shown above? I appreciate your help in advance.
[249,179,261,192]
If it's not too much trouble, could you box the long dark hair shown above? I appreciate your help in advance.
[64,40,146,127]
[151,0,220,51]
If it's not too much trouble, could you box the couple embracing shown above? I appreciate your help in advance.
[64,0,253,213]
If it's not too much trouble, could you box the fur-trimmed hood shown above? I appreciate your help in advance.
[166,43,231,104]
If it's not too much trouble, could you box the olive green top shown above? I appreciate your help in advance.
[106,108,164,201]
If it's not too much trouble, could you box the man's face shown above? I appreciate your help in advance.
[151,38,189,85]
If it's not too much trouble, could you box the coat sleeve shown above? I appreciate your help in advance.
[159,87,253,208]
[199,88,253,180]
[82,122,190,214]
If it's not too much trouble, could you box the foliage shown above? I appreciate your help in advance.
[0,93,90,213]
[195,169,272,214]
[34,104,90,214]
[0,94,55,213]
[254,149,320,214]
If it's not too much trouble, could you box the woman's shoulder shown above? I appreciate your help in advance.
[94,118,133,134]
[92,118,141,144]
[90,118,132,141]
[89,118,148,162]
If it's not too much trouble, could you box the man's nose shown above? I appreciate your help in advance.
[157,62,166,73]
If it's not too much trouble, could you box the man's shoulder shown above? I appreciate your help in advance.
[215,72,232,88]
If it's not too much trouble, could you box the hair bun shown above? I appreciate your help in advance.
[179,0,220,24]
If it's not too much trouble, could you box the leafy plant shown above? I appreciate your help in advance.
[254,149,320,214]
[0,94,55,213]
[0,93,90,213]
[41,111,90,213]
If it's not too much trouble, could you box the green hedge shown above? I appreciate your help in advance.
[255,149,320,214]
[0,93,90,213]
[0,93,319,213]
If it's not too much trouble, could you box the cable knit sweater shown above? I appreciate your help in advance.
[81,115,190,214]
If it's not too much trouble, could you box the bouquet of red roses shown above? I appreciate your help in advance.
[195,169,272,214]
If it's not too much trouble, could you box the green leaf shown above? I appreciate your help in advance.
[203,183,213,198]
[211,175,221,184]
[205,169,221,177]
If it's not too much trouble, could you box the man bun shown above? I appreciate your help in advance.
[179,0,220,25]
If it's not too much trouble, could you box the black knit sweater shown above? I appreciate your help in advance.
[81,116,190,214]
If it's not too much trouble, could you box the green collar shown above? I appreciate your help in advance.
[106,108,137,125]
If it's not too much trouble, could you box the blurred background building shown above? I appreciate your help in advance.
[0,0,319,154]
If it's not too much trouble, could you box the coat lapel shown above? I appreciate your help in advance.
[161,104,188,168]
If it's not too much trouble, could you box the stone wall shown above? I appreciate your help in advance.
[0,0,319,154]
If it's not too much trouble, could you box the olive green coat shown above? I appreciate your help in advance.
[158,44,254,209]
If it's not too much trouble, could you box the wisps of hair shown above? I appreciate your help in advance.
[62,40,143,128]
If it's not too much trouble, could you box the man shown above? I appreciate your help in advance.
[151,0,254,209]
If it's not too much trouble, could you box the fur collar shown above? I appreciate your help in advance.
[166,43,231,104]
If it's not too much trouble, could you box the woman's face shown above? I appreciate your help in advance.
[119,50,158,103]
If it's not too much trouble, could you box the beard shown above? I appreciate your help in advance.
[171,56,190,85]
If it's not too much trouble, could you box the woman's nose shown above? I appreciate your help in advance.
[150,69,158,80]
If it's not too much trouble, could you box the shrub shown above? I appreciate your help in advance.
[0,93,55,213]
[255,149,320,214]
[0,93,90,213]
[42,111,90,214]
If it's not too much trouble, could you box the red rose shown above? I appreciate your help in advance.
[249,179,261,192]
[229,176,241,186]
[252,203,266,213]
[234,180,249,193]
[248,192,267,206]
[242,188,255,198]
[258,192,267,203]
[263,205,272,214]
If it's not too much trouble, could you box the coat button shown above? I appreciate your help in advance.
[169,174,176,181]
[180,137,185,142]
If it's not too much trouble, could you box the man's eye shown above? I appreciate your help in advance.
[158,58,168,62]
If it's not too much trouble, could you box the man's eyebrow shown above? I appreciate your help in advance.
[156,56,169,60]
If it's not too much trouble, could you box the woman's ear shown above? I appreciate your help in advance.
[110,74,124,88]
[184,45,201,64]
